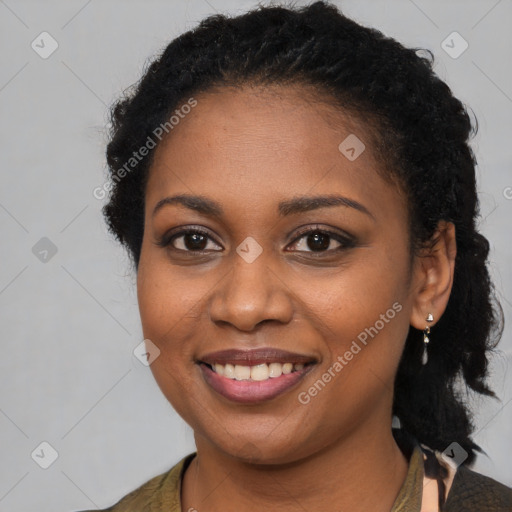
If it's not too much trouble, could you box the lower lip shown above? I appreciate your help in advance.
[199,363,314,404]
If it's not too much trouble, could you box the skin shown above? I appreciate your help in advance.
[136,83,457,512]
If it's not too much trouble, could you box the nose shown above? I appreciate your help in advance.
[208,251,294,332]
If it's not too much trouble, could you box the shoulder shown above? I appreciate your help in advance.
[74,452,196,512]
[444,465,512,511]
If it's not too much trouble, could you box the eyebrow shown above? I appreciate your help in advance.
[152,193,374,220]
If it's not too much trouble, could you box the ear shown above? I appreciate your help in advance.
[410,221,457,330]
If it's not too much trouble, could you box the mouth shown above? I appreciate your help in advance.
[197,348,317,404]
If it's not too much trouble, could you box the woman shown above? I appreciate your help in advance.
[81,1,511,510]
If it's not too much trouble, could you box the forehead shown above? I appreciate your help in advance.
[151,83,371,156]
[145,84,404,221]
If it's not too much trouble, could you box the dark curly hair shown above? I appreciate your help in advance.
[102,0,503,469]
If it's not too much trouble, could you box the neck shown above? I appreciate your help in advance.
[181,419,409,512]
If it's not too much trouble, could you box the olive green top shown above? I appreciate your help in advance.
[77,443,511,512]
[389,442,424,511]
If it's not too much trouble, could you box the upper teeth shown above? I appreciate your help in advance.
[212,362,305,381]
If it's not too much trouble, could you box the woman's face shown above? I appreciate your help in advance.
[137,84,418,464]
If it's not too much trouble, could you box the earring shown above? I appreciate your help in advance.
[422,313,434,365]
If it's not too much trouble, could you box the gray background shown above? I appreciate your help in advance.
[1,0,511,510]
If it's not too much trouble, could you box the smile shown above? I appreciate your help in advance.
[199,363,314,404]
[209,361,306,381]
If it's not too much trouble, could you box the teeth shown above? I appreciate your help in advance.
[282,363,293,374]
[224,363,235,379]
[209,362,307,381]
[268,362,282,378]
[234,365,251,380]
[251,363,269,381]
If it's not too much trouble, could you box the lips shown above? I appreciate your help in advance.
[196,347,317,404]
[198,347,317,367]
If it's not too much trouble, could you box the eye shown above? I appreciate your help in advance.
[287,226,355,254]
[156,224,355,256]
[156,227,222,253]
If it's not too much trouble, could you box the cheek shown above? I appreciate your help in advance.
[305,253,408,335]
[137,248,211,342]
[135,244,205,430]
[297,252,411,400]
[137,258,208,392]
[292,276,409,433]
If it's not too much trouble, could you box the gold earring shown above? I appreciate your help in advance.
[422,313,434,365]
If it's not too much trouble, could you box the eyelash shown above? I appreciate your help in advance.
[155,224,356,256]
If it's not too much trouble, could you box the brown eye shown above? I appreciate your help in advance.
[288,227,355,254]
[157,228,223,253]
[178,232,209,251]
[305,232,332,251]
